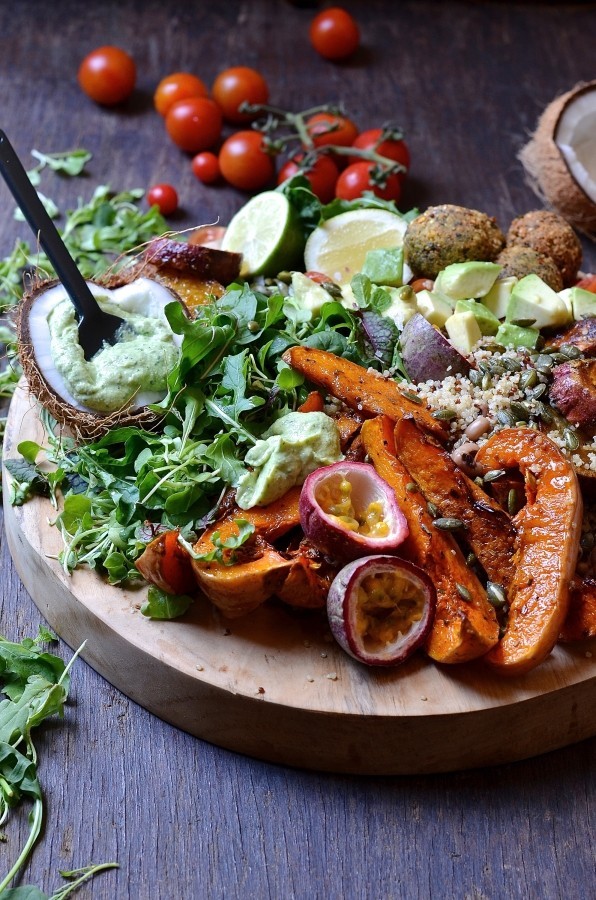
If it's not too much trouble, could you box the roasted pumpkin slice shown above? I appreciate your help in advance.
[560,578,596,643]
[282,346,447,440]
[475,428,583,675]
[394,416,516,590]
[362,416,499,663]
[191,520,292,618]
[277,540,339,609]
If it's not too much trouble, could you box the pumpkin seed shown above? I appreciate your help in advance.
[507,488,518,515]
[510,318,537,328]
[432,517,465,531]
[468,369,482,386]
[466,552,477,567]
[456,583,472,602]
[497,409,516,427]
[483,469,506,482]
[400,389,423,405]
[520,369,538,391]
[482,373,493,391]
[510,401,530,422]
[432,408,457,421]
[526,382,546,400]
[559,343,581,360]
[427,501,440,518]
[563,428,580,451]
[406,482,419,493]
[487,581,507,607]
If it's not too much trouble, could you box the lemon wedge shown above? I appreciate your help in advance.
[304,208,409,285]
[221,191,304,277]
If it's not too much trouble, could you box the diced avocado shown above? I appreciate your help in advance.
[416,288,453,328]
[339,283,359,311]
[454,299,500,336]
[434,261,502,301]
[483,275,517,320]
[290,272,333,316]
[568,285,596,320]
[505,274,571,330]
[383,285,418,329]
[494,321,541,350]
[361,247,404,287]
[445,310,482,354]
[558,287,574,321]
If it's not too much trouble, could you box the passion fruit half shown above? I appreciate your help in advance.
[327,555,436,666]
[299,460,408,562]
[17,272,183,442]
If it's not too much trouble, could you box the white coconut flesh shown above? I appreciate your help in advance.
[26,276,183,414]
[555,91,596,203]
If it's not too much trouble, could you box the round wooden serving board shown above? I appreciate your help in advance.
[3,380,596,774]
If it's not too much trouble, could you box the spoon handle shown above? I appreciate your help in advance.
[0,130,97,319]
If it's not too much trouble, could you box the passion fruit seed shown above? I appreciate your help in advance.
[299,461,409,562]
[326,555,436,666]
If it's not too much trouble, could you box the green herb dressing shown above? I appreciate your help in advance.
[47,294,179,413]
[235,411,343,509]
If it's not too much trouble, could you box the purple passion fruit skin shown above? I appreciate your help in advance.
[327,556,436,666]
[299,461,409,563]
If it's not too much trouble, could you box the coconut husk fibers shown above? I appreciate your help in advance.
[519,80,596,240]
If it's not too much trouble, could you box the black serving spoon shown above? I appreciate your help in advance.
[0,130,125,360]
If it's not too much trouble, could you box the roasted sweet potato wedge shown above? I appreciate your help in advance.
[475,428,583,675]
[144,236,242,284]
[361,416,499,663]
[394,416,516,589]
[282,346,447,440]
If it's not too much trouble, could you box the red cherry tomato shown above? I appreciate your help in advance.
[191,151,221,184]
[147,184,179,216]
[212,66,269,123]
[309,7,360,60]
[305,271,335,284]
[219,131,275,191]
[165,97,223,153]
[277,153,339,204]
[154,72,209,117]
[77,46,136,106]
[335,161,402,202]
[350,127,410,178]
[306,112,359,149]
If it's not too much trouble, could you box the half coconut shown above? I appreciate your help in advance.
[17,271,184,442]
[520,80,596,238]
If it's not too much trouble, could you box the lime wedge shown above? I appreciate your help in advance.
[304,208,409,285]
[221,191,304,277]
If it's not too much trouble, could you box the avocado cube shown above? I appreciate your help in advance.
[506,274,571,329]
[568,285,596,321]
[361,247,404,287]
[434,261,502,301]
[445,310,482,354]
[483,276,517,320]
[495,321,541,350]
[455,299,501,336]
[416,288,453,328]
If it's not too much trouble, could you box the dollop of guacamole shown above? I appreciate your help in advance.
[235,411,343,510]
[47,297,179,413]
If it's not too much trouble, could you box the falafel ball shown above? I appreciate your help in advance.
[403,204,506,280]
[496,245,563,292]
[506,210,582,287]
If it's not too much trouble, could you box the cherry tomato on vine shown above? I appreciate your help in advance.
[306,112,359,149]
[219,130,275,191]
[277,153,339,203]
[350,128,410,177]
[78,46,136,106]
[212,66,269,123]
[165,97,222,153]
[191,151,221,184]
[309,7,360,61]
[154,72,209,117]
[335,161,402,202]
[147,183,179,216]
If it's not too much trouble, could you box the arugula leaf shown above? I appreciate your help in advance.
[141,586,194,620]
[3,459,51,506]
[322,192,418,221]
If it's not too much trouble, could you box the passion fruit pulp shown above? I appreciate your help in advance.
[299,461,409,562]
[327,555,436,666]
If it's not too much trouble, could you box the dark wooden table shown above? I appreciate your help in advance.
[2,1,596,897]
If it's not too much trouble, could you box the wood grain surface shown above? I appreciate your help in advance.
[1,1,596,897]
